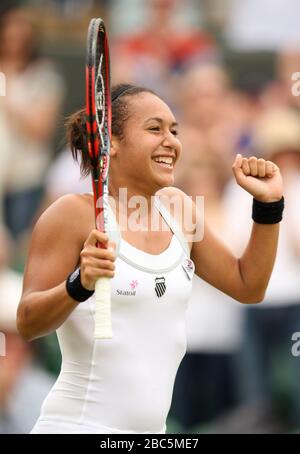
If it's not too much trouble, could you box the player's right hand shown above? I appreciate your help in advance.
[80,230,116,290]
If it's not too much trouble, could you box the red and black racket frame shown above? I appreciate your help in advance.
[85,18,112,240]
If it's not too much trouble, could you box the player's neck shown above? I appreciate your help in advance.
[109,184,157,220]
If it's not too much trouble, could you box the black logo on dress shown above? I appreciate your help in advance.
[155,277,166,298]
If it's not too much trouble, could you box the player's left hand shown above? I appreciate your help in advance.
[232,154,283,202]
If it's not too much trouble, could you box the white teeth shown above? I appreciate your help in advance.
[153,157,173,165]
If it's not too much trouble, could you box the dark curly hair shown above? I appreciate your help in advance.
[66,83,155,177]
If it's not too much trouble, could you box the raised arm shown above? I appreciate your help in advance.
[191,220,279,303]
[191,155,284,304]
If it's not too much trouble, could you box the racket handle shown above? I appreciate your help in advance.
[94,277,112,339]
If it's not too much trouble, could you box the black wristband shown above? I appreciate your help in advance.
[252,196,284,224]
[66,267,94,302]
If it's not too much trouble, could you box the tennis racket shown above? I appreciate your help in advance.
[86,18,112,339]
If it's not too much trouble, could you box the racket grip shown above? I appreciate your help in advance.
[94,277,112,339]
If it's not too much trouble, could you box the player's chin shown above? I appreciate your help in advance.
[154,172,174,189]
[150,161,175,189]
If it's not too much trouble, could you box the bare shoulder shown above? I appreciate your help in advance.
[33,193,94,243]
[156,186,194,214]
[155,187,196,248]
[156,186,186,198]
[22,193,95,295]
[156,186,192,206]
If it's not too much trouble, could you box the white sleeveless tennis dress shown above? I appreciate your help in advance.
[31,197,195,434]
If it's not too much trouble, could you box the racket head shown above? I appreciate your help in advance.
[85,18,111,233]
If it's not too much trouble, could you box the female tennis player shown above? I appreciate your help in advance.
[17,84,284,434]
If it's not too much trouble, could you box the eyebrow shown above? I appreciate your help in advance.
[144,117,179,127]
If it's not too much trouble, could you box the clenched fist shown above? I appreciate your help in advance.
[232,154,283,203]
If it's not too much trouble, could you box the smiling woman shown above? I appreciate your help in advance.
[17,83,284,434]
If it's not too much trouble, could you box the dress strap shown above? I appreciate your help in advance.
[105,196,190,258]
[154,196,190,257]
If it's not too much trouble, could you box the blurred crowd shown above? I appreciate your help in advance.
[1,0,300,434]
